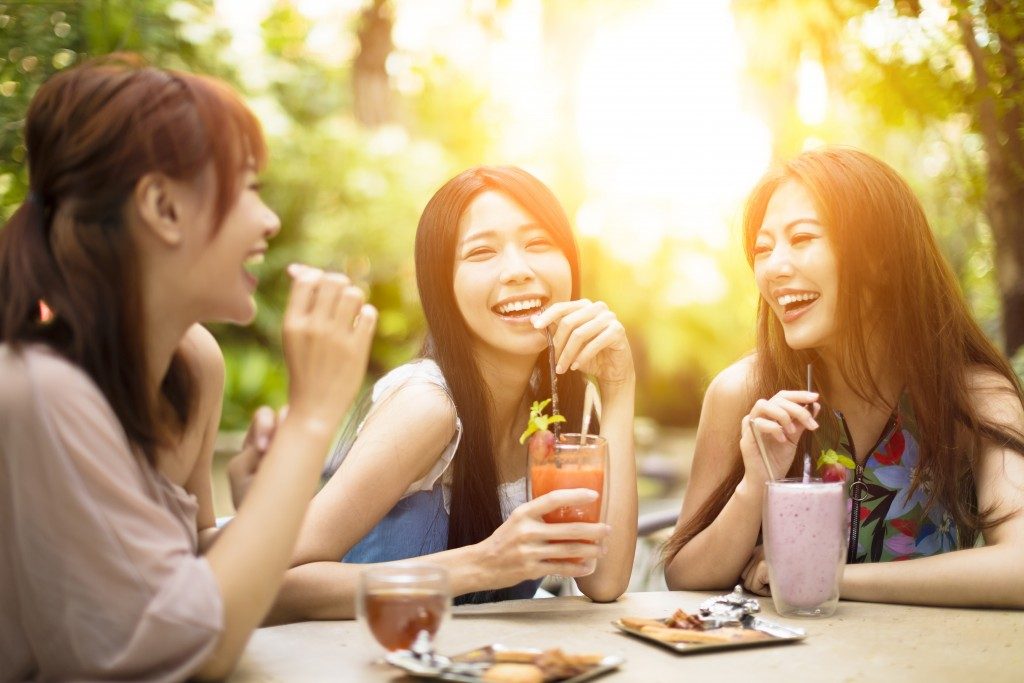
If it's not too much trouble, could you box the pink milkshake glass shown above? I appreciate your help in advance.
[762,478,847,617]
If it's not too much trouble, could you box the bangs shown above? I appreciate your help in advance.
[184,73,267,229]
[476,167,581,298]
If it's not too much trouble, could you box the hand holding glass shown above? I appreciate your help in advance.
[528,433,608,568]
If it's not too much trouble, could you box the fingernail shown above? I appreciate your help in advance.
[257,435,268,450]
[555,364,563,374]
[570,362,578,371]
[810,419,819,429]
[531,314,542,328]
[600,544,609,557]
[583,489,599,499]
[287,263,303,277]
[602,524,612,534]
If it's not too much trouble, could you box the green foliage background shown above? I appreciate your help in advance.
[2,1,1022,431]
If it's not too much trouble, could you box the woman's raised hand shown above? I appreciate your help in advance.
[478,489,611,585]
[531,300,633,389]
[739,390,819,485]
[227,405,289,508]
[282,264,377,431]
[740,544,771,596]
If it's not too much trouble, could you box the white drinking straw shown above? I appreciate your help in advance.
[803,363,813,482]
[580,381,599,441]
[751,419,777,481]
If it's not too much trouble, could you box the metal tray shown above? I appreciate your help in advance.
[386,644,624,682]
[612,616,806,655]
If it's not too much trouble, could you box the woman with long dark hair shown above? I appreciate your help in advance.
[0,55,376,679]
[663,147,1024,607]
[271,166,637,621]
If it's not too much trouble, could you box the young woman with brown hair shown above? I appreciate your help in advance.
[663,147,1024,608]
[0,55,376,680]
[269,166,637,621]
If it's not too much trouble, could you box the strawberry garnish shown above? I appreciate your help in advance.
[519,399,567,463]
[817,448,855,483]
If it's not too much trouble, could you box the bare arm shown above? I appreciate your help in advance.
[574,378,637,602]
[664,358,818,590]
[840,370,1024,608]
[665,361,762,589]
[268,488,607,622]
[195,269,377,680]
[272,380,610,623]
[532,299,638,602]
[287,382,460,569]
[177,325,225,553]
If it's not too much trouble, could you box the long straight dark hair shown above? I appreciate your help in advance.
[664,147,1024,562]
[415,166,594,571]
[0,53,266,465]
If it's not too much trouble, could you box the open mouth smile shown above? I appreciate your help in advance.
[776,291,820,322]
[492,296,547,321]
[242,251,266,290]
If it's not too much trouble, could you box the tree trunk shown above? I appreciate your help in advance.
[353,0,393,128]
[960,8,1024,357]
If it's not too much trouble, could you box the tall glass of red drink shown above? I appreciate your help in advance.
[528,433,608,570]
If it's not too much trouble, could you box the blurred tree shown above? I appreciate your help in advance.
[955,2,1024,358]
[732,0,1024,357]
[0,0,230,216]
[353,0,394,126]
[208,0,502,429]
[0,0,500,430]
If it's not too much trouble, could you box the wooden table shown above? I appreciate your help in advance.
[230,591,1024,682]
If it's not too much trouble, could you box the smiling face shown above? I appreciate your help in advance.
[178,166,281,325]
[452,190,572,362]
[752,179,839,351]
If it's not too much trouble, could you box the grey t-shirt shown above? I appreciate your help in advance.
[0,345,223,682]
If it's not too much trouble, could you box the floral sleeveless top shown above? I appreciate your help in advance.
[817,396,958,563]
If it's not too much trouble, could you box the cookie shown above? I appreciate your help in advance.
[640,625,770,644]
[482,663,545,683]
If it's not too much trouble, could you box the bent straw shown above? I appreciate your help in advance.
[580,381,597,441]
[751,419,777,481]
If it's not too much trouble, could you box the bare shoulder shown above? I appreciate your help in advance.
[964,364,1024,431]
[173,325,223,410]
[690,354,759,466]
[702,354,759,417]
[177,324,225,380]
[353,374,459,470]
[364,378,457,441]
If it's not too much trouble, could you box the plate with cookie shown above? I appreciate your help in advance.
[386,644,623,682]
[613,607,806,655]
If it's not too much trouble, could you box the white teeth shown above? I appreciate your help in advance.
[777,292,819,306]
[497,298,542,315]
[246,253,265,266]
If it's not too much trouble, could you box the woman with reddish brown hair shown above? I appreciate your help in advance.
[0,55,376,680]
[663,147,1024,608]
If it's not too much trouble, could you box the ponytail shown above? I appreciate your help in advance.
[0,54,263,464]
